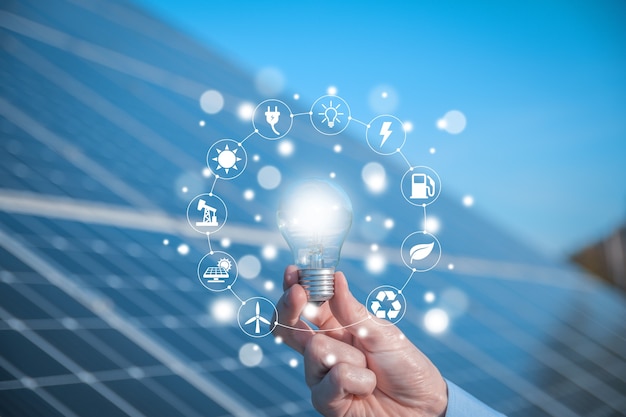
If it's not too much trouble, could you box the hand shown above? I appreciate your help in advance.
[273,265,448,417]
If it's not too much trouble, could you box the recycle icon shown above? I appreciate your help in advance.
[370,290,403,319]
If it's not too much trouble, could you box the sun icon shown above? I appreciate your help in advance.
[212,145,242,174]
[217,258,232,272]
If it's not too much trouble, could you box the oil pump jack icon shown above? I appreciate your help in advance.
[195,199,218,227]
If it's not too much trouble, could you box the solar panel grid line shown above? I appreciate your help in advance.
[477,278,626,363]
[0,307,150,417]
[0,98,151,209]
[1,36,202,180]
[2,211,327,414]
[65,0,248,73]
[467,305,625,411]
[0,226,264,417]
[0,10,205,99]
[434,331,584,417]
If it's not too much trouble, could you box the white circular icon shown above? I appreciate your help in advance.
[366,115,406,155]
[401,166,441,207]
[186,193,228,234]
[197,251,238,292]
[206,139,247,180]
[310,95,351,135]
[237,297,278,338]
[401,231,442,272]
[252,99,293,140]
[366,285,406,325]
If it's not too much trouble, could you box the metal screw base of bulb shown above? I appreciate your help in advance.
[298,267,335,305]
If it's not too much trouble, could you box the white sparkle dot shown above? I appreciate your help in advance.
[202,167,212,178]
[329,172,336,178]
[199,90,224,114]
[211,298,237,323]
[424,308,449,334]
[424,217,440,233]
[275,336,283,344]
[253,154,260,162]
[220,238,231,248]
[429,147,436,154]
[333,144,342,153]
[436,118,447,130]
[381,91,388,98]
[162,239,169,246]
[177,244,189,256]
[448,263,455,270]
[181,186,188,193]
[289,358,298,368]
[384,218,394,229]
[424,291,436,303]
[463,195,474,207]
[365,215,372,222]
[403,121,413,132]
[370,244,379,252]
[243,189,255,200]
[293,93,300,100]
[365,253,386,274]
[264,280,275,291]
[327,86,338,95]
[262,245,278,260]
[278,140,294,157]
[358,327,368,338]
[325,354,337,366]
[237,102,255,121]
[254,214,262,222]
[303,303,319,319]
[199,120,205,127]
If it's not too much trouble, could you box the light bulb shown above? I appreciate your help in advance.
[324,107,338,128]
[277,179,353,304]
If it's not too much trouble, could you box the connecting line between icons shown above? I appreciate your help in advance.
[423,205,428,227]
[206,233,213,253]
[396,149,413,169]
[349,117,368,127]
[291,112,311,117]
[275,316,371,333]
[400,270,416,292]
[209,176,218,194]
[239,130,257,145]
[228,287,244,304]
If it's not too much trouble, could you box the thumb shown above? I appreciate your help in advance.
[329,272,402,352]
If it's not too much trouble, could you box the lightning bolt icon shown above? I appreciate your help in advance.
[379,121,393,148]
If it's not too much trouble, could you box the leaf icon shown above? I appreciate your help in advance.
[410,242,434,263]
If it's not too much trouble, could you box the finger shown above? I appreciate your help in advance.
[273,283,313,354]
[283,265,299,291]
[300,302,351,344]
[303,333,366,387]
[311,363,376,416]
[329,272,404,352]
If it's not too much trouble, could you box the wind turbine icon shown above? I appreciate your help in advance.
[244,302,271,334]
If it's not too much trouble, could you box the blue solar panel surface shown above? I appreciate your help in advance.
[1,1,625,416]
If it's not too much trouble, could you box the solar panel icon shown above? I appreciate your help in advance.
[203,258,232,282]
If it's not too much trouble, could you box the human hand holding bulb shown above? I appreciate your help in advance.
[273,266,448,417]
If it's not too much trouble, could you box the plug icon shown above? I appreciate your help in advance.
[264,106,281,135]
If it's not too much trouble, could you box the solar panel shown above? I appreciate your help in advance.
[1,1,625,416]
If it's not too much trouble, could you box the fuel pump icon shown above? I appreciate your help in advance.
[410,173,435,200]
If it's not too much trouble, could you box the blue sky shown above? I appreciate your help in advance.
[134,0,626,258]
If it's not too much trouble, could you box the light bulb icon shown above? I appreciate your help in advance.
[319,100,344,129]
[277,179,353,305]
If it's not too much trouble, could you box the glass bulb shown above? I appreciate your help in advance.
[277,179,353,304]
